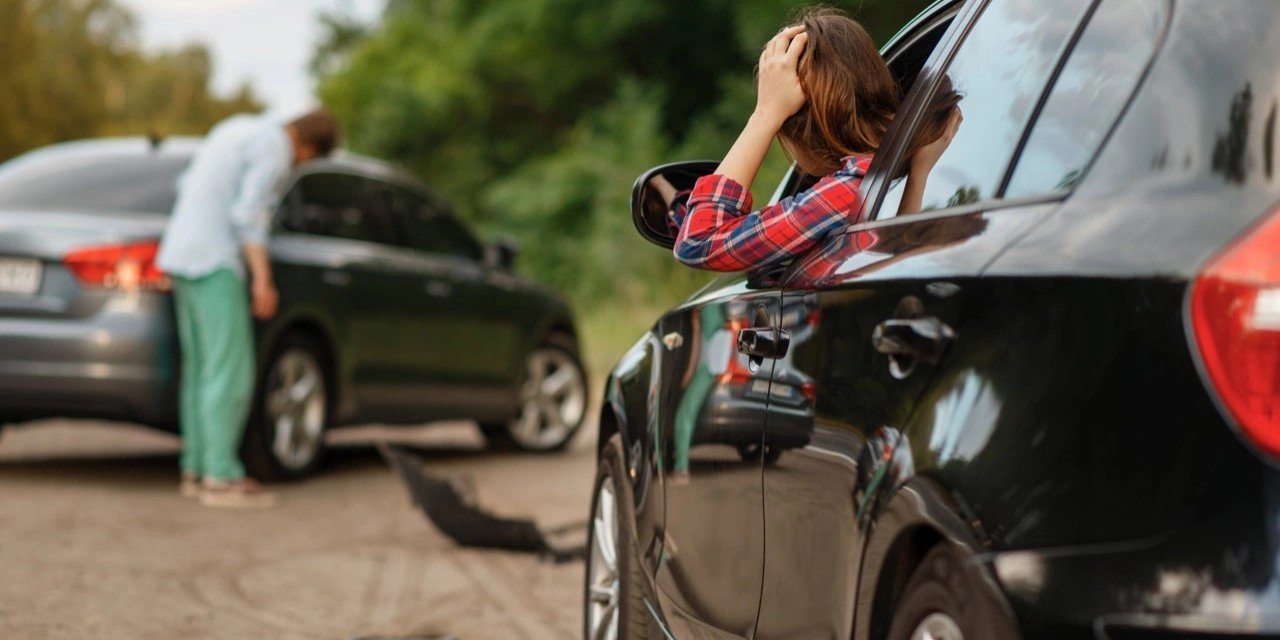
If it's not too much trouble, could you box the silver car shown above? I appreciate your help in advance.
[0,137,588,480]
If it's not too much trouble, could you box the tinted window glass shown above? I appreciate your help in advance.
[0,151,190,214]
[1005,0,1166,197]
[282,173,397,244]
[385,185,481,260]
[880,0,1091,217]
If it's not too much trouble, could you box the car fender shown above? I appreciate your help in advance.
[857,475,1016,638]
[254,307,351,422]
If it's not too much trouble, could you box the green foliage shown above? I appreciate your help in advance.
[0,0,261,162]
[317,0,933,315]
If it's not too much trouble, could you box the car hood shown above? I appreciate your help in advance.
[0,209,167,259]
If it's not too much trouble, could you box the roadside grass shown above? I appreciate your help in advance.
[577,302,664,389]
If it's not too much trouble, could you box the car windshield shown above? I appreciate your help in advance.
[0,150,192,214]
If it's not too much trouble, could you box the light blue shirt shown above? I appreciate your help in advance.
[157,114,292,279]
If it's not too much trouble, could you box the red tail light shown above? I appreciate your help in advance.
[1190,207,1280,458]
[64,241,170,292]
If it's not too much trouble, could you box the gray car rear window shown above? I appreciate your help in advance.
[0,152,190,214]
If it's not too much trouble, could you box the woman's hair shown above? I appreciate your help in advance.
[776,7,960,177]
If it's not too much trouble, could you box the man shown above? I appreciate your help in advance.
[157,110,339,508]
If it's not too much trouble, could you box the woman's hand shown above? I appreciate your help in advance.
[912,106,963,173]
[755,25,809,125]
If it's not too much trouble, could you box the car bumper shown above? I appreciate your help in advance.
[0,294,178,427]
[990,483,1280,639]
[695,385,813,450]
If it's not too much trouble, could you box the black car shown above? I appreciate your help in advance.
[0,138,587,480]
[585,0,1280,637]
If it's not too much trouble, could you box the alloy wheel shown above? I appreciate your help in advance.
[509,347,586,449]
[265,348,327,471]
[587,479,621,640]
[911,612,964,640]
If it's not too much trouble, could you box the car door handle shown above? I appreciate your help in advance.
[424,279,452,298]
[871,317,955,364]
[321,270,351,287]
[737,327,790,361]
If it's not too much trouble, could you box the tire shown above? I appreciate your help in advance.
[887,543,1020,640]
[584,435,654,640]
[480,332,587,452]
[242,332,331,482]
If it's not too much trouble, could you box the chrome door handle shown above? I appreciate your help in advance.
[872,316,955,379]
[321,270,351,287]
[737,328,790,361]
[871,317,955,361]
[424,279,452,298]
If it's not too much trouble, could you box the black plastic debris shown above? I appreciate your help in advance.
[378,443,586,563]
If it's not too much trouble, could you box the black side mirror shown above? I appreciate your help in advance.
[631,160,720,249]
[485,239,519,271]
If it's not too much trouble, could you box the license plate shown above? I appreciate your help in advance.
[751,379,771,394]
[0,258,42,296]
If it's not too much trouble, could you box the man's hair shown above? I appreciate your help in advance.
[288,109,340,157]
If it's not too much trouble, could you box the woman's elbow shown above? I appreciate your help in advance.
[673,243,743,272]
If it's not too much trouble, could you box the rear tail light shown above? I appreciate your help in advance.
[64,241,170,292]
[1190,206,1280,458]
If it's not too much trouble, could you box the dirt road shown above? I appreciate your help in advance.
[0,419,597,640]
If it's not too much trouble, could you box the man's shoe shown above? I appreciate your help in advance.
[199,478,278,509]
[179,473,202,498]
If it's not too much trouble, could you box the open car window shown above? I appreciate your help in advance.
[787,7,959,197]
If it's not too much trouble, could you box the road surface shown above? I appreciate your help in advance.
[0,419,597,639]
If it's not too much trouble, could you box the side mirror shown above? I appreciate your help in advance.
[631,160,719,249]
[485,240,519,271]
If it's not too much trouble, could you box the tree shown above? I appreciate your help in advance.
[0,0,261,162]
[316,0,933,308]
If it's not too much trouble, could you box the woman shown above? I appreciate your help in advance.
[670,7,962,272]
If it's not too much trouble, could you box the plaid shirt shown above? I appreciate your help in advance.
[669,155,872,272]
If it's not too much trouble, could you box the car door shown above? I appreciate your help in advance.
[650,275,781,639]
[378,182,523,416]
[753,0,1102,636]
[273,170,420,419]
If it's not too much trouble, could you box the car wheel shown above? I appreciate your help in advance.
[481,333,587,452]
[736,442,783,465]
[887,543,1019,640]
[242,332,330,482]
[585,435,653,640]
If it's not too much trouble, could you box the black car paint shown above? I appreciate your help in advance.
[598,0,1280,637]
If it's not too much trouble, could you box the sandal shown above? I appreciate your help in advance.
[199,478,278,509]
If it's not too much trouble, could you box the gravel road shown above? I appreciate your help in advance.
[0,419,597,640]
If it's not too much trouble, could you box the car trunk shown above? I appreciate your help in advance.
[0,209,168,319]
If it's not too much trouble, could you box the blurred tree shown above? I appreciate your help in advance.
[0,0,261,162]
[316,0,932,309]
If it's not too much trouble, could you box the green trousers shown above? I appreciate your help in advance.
[172,269,254,481]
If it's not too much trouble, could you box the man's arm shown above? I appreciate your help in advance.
[242,243,277,319]
[230,133,290,319]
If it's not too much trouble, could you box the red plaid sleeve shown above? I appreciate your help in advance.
[671,156,872,272]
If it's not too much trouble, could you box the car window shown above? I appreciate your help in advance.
[1004,0,1167,198]
[878,0,1092,218]
[0,151,190,214]
[384,185,482,261]
[281,173,398,245]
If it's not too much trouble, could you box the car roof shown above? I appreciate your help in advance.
[8,136,420,187]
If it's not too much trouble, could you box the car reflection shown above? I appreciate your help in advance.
[664,296,819,477]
